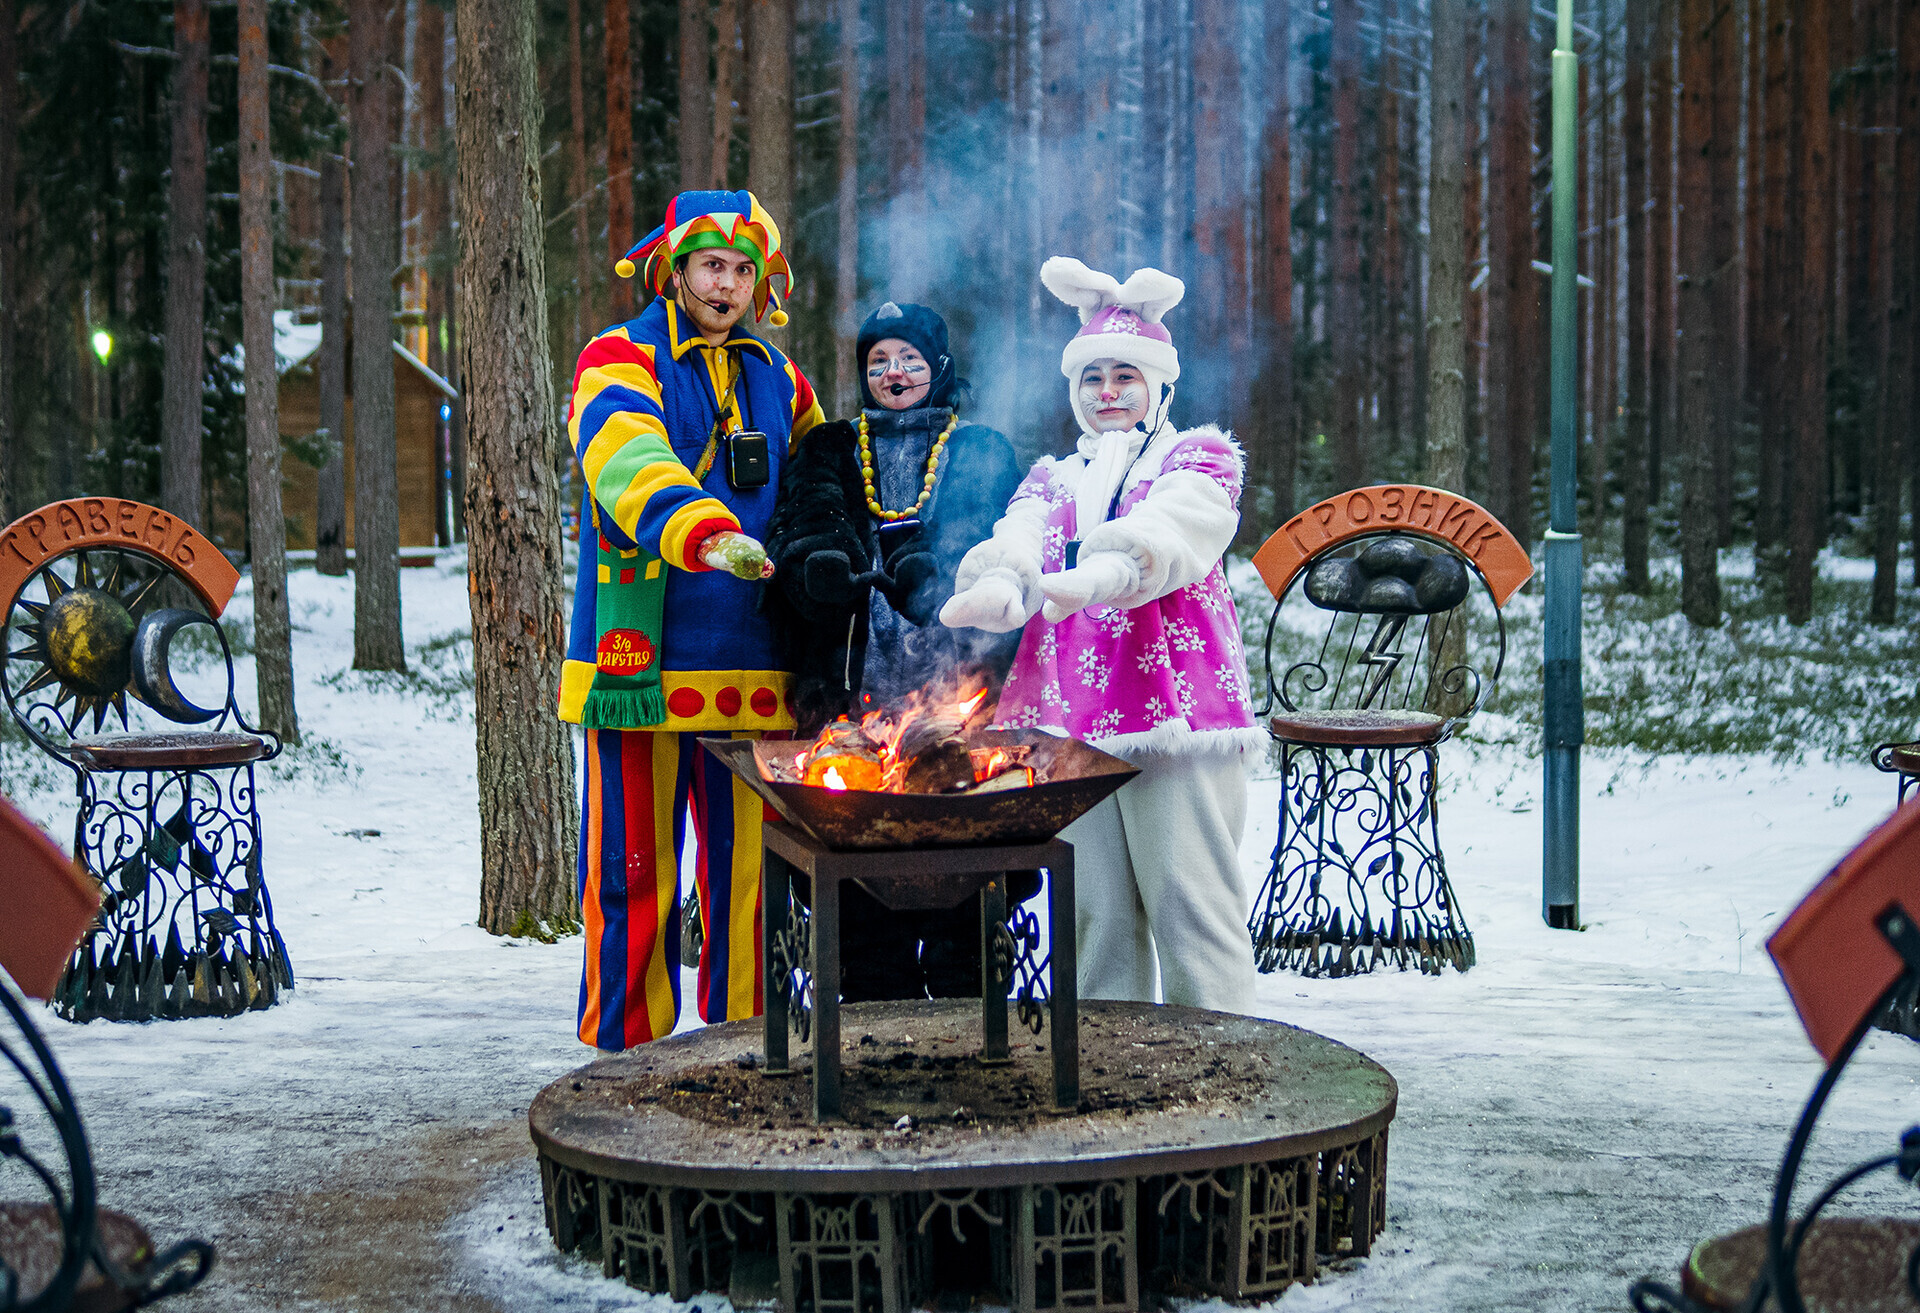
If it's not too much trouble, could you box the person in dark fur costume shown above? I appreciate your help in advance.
[765,301,1027,1001]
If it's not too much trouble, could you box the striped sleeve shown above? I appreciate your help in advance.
[569,329,737,570]
[785,360,825,449]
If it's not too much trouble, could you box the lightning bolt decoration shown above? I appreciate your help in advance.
[1356,615,1411,711]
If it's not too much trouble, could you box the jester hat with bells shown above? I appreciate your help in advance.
[1040,256,1185,436]
[617,189,793,327]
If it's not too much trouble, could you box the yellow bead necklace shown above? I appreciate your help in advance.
[858,410,960,522]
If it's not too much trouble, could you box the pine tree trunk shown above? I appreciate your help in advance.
[1258,0,1295,517]
[679,0,711,187]
[1622,0,1650,591]
[833,0,860,416]
[1868,0,1904,623]
[456,0,579,937]
[351,0,406,670]
[239,0,298,741]
[1378,3,1402,469]
[1707,0,1736,548]
[1426,0,1467,498]
[1465,2,1485,504]
[606,0,634,320]
[1592,0,1615,535]
[567,0,593,345]
[317,147,349,576]
[1786,0,1831,626]
[1580,54,1595,523]
[1758,0,1781,556]
[1676,0,1720,625]
[1831,0,1862,522]
[418,0,450,547]
[1327,0,1363,489]
[1650,0,1676,502]
[1190,0,1235,409]
[1739,0,1761,547]
[0,0,13,524]
[710,0,738,186]
[389,0,410,315]
[1486,0,1532,537]
[1899,0,1920,591]
[886,0,926,292]
[162,0,209,530]
[746,0,793,267]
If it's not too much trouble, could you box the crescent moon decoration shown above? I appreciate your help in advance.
[130,609,223,725]
[2,548,170,739]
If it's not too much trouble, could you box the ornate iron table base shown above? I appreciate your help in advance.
[1250,741,1475,977]
[56,760,293,1022]
[532,1000,1396,1312]
[759,820,1077,1121]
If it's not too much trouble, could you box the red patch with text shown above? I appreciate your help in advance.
[595,628,655,677]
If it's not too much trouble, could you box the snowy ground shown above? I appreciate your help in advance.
[8,561,1920,1312]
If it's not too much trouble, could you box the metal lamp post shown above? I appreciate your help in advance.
[1543,0,1581,928]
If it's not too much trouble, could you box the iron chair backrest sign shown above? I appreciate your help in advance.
[1252,484,1533,608]
[0,498,238,615]
[1251,485,1532,737]
[0,499,253,761]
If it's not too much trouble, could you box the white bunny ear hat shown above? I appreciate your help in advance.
[1040,256,1185,434]
[1041,256,1184,383]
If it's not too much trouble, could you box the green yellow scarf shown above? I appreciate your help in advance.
[581,533,669,729]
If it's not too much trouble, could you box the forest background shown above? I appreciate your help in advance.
[5,0,1919,626]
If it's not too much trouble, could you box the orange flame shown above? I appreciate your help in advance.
[799,680,1003,792]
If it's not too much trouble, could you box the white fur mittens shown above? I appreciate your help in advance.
[1038,551,1143,624]
[939,568,1031,633]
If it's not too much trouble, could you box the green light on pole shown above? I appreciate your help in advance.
[1543,0,1582,929]
[90,330,113,363]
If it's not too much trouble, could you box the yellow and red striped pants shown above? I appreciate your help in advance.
[576,728,765,1050]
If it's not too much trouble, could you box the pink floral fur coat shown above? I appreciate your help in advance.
[957,423,1265,758]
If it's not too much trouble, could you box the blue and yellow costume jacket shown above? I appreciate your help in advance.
[561,295,824,731]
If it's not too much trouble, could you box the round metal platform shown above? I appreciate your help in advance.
[532,999,1395,1311]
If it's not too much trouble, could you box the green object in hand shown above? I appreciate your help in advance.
[705,532,769,580]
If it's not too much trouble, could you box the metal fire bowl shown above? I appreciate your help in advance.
[699,729,1139,854]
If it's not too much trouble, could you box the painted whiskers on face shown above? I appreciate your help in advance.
[1079,360,1150,432]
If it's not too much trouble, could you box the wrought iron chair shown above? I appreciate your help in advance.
[1869,741,1920,808]
[1245,486,1531,978]
[0,795,213,1309]
[0,498,293,1022]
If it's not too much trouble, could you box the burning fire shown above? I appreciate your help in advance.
[795,683,1031,795]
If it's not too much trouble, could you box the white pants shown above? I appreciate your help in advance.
[1061,750,1256,1014]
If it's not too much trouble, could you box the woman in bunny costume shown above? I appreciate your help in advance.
[939,258,1262,1013]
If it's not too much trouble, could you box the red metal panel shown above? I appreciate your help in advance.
[0,796,99,1000]
[1767,800,1920,1064]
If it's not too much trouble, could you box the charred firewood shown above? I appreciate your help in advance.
[901,739,975,793]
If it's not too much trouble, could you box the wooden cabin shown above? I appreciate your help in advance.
[272,312,458,558]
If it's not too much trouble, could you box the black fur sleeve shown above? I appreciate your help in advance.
[765,420,873,731]
[764,420,872,619]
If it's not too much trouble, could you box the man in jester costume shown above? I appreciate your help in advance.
[563,190,824,1050]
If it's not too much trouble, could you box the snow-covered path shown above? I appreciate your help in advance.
[10,565,1917,1312]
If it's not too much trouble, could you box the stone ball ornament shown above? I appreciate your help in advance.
[1305,536,1472,615]
[41,584,137,697]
